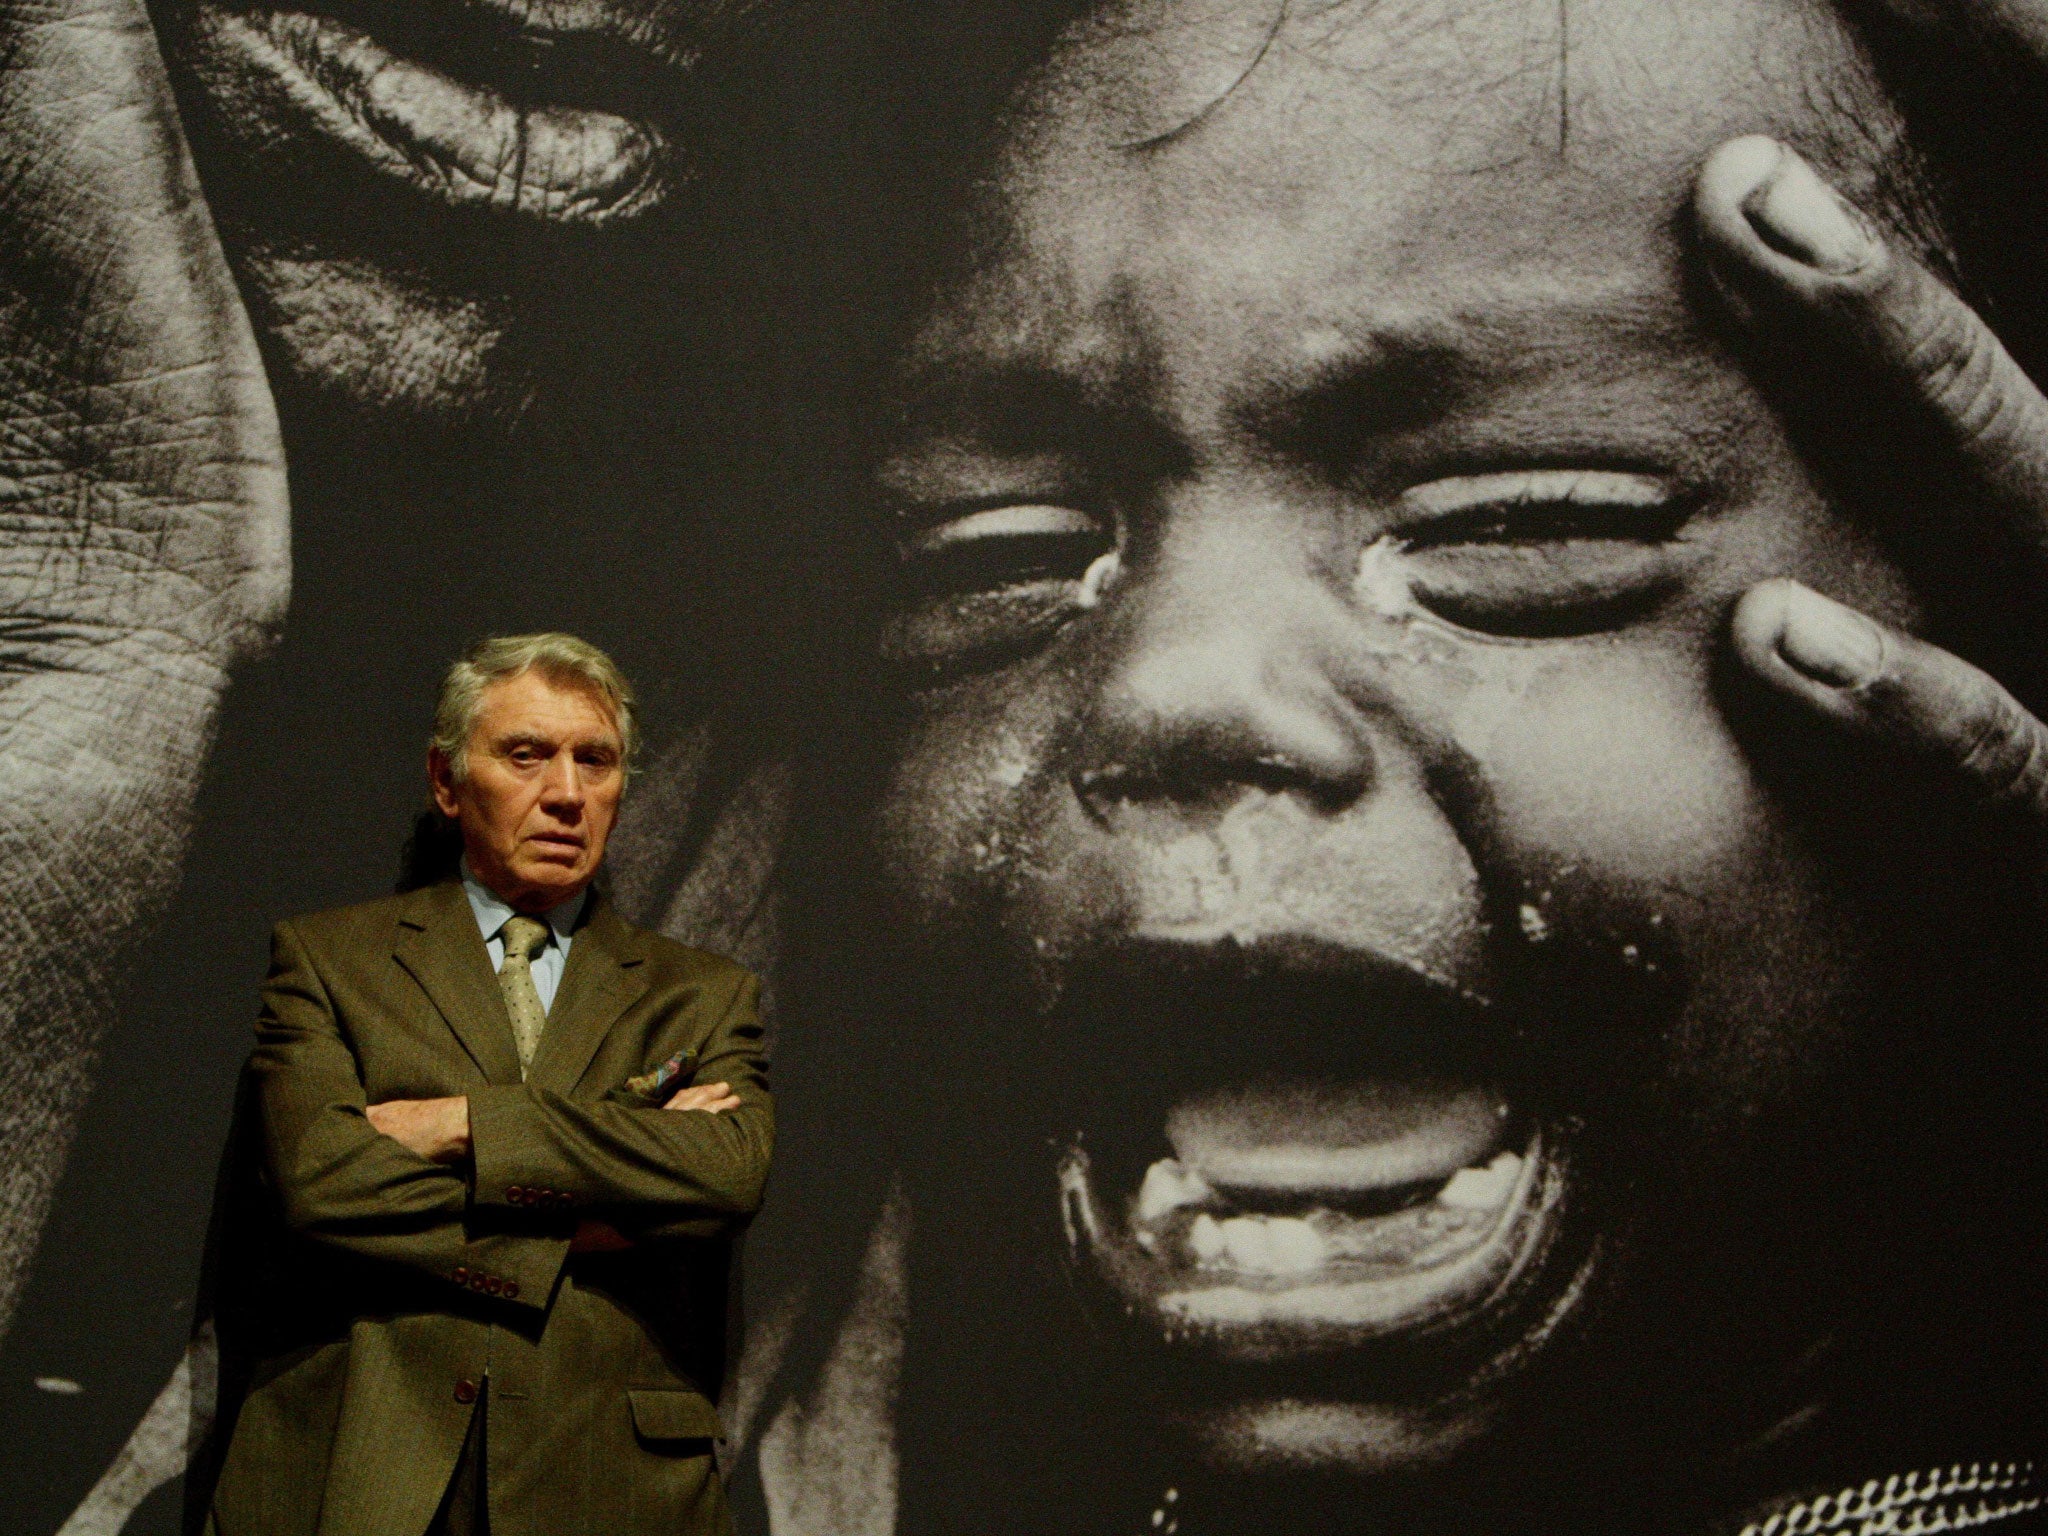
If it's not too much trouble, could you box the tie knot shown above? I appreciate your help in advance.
[500,915,549,964]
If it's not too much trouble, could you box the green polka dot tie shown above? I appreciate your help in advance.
[497,915,550,1078]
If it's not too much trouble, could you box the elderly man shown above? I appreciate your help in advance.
[201,633,771,1536]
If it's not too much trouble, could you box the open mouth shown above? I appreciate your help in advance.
[1057,1082,1577,1367]
[182,0,693,226]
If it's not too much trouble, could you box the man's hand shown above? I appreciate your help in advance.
[569,1220,636,1253]
[1696,136,2048,818]
[664,1080,741,1115]
[365,1097,472,1163]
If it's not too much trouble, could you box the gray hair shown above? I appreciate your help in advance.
[431,633,637,783]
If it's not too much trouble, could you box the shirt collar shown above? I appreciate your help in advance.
[460,862,589,947]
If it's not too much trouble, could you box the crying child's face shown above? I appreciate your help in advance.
[861,0,1967,1495]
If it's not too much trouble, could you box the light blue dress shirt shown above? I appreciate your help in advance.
[461,864,588,1016]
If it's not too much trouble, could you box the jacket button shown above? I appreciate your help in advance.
[451,1266,469,1284]
[454,1379,478,1405]
[502,1281,519,1301]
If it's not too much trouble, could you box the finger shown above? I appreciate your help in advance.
[667,1090,743,1115]
[1734,578,2048,817]
[1695,136,2048,563]
[662,1082,731,1110]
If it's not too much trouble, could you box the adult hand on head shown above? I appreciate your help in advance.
[1695,135,2048,823]
[0,0,288,1341]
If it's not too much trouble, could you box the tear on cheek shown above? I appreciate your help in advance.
[1351,537,1470,669]
[1078,550,1121,607]
[1354,537,1418,622]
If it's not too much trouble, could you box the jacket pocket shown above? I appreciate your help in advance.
[627,1388,723,1444]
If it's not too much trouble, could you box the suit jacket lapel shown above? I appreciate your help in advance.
[529,891,647,1095]
[393,878,524,1086]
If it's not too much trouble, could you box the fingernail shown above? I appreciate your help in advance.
[1741,147,1880,275]
[1776,583,1885,687]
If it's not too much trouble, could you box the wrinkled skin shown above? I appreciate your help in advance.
[763,1,2048,1531]
[146,0,785,430]
[0,0,288,1340]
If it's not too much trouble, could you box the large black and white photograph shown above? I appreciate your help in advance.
[4,1,2048,1533]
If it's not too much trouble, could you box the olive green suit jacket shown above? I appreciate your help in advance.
[201,877,772,1536]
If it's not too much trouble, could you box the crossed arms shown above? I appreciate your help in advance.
[366,1079,740,1253]
[250,918,773,1311]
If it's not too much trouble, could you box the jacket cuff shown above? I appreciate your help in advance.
[468,1084,579,1215]
[439,1231,569,1312]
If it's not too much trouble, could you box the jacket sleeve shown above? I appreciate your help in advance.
[466,968,774,1241]
[251,919,567,1310]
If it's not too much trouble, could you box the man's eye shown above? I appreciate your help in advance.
[885,504,1115,673]
[1373,470,1696,638]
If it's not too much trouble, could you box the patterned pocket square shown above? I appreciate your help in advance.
[624,1048,697,1101]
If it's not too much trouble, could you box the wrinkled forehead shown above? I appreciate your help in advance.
[907,0,1925,394]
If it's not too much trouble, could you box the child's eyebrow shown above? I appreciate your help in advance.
[1241,339,1471,467]
[886,358,1192,475]
[1234,289,1694,464]
[894,361,1111,446]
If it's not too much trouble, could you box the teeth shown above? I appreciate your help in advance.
[1169,1150,1529,1275]
[1190,1213,1330,1275]
[1438,1152,1522,1211]
[1136,1158,1218,1223]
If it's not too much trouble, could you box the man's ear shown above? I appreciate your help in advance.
[428,748,462,820]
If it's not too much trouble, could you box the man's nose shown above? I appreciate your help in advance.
[1072,515,1381,818]
[538,753,587,808]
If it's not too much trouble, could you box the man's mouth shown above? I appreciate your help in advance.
[1057,1080,1580,1368]
[183,0,693,226]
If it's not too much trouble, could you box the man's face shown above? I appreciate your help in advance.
[866,0,1940,1494]
[146,0,781,426]
[432,669,624,910]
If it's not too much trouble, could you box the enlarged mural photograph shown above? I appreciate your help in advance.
[3,1,2048,1534]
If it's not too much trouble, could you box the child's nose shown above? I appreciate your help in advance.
[1071,498,1388,819]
